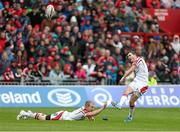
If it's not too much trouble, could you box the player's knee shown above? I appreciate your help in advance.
[123,87,133,96]
[123,90,129,96]
[129,100,135,108]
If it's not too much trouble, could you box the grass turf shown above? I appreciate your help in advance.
[0,108,180,131]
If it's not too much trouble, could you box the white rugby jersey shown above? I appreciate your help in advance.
[68,107,86,120]
[133,57,148,83]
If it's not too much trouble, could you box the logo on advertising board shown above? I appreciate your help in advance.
[0,85,179,107]
[119,87,180,107]
[137,87,180,107]
[0,91,41,104]
[48,89,81,107]
[91,88,112,106]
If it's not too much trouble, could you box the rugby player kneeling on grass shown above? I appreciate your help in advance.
[17,101,107,121]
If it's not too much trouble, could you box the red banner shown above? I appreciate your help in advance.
[148,9,180,33]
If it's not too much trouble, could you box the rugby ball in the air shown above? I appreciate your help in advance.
[46,5,55,18]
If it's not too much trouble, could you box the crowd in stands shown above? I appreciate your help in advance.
[0,0,179,85]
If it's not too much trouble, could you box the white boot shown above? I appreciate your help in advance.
[16,110,29,120]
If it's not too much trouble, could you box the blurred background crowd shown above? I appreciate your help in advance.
[0,0,179,85]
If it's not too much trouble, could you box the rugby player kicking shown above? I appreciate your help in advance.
[17,101,107,121]
[111,50,149,122]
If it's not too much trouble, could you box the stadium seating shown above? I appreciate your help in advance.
[0,0,179,85]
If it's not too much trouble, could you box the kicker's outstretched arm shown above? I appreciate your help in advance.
[119,65,136,84]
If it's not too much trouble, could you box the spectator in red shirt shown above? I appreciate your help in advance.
[97,49,118,67]
[75,62,86,80]
[3,67,15,81]
[64,63,74,79]
[0,31,6,53]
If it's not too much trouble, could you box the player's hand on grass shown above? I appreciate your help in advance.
[90,117,95,121]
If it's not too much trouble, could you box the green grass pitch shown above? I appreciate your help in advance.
[0,108,180,131]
